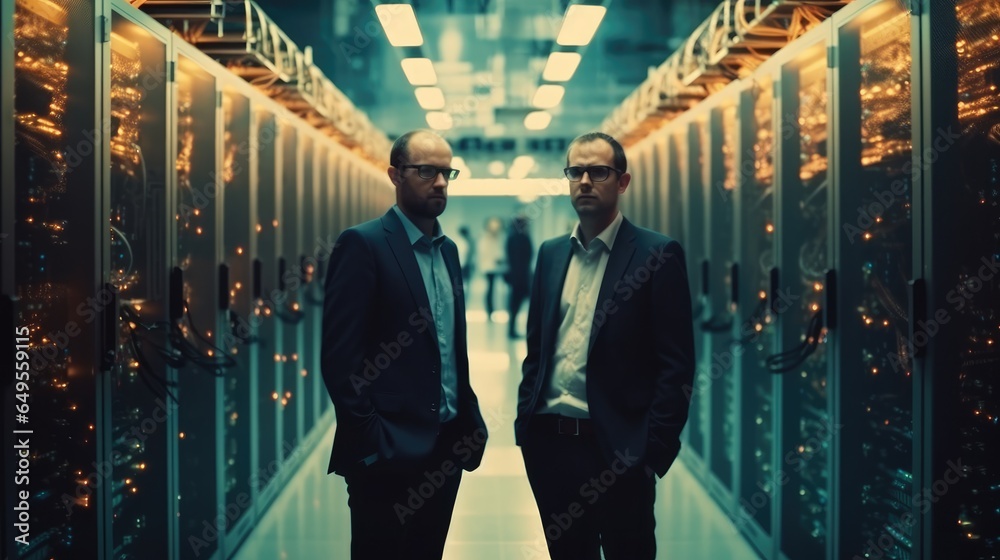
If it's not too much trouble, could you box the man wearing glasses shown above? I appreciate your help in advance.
[515,132,696,559]
[322,129,488,559]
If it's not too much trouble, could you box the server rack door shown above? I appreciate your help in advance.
[734,74,778,556]
[219,88,255,551]
[8,0,101,557]
[173,52,223,560]
[321,151,340,417]
[307,141,327,431]
[252,109,279,499]
[278,122,301,464]
[706,99,739,497]
[107,10,173,559]
[775,37,833,560]
[666,133,686,243]
[300,135,317,439]
[341,163,353,229]
[832,2,916,558]
[645,143,664,232]
[653,137,669,235]
[683,118,709,462]
[922,0,1000,557]
[631,146,646,228]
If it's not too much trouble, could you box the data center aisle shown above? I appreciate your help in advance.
[233,290,762,560]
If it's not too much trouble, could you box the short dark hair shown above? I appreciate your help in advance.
[390,129,440,168]
[566,132,627,174]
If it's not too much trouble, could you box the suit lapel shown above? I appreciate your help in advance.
[588,220,636,354]
[544,237,573,358]
[382,210,437,340]
[441,240,466,338]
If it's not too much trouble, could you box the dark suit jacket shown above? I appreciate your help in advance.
[505,230,533,291]
[322,209,487,476]
[514,218,696,477]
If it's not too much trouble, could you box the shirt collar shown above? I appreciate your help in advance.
[570,211,623,253]
[392,204,445,247]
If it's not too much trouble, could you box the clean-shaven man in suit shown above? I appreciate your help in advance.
[322,130,488,559]
[515,132,696,560]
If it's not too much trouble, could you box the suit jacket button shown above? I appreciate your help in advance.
[430,403,438,412]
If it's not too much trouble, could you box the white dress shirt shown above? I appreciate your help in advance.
[538,211,624,418]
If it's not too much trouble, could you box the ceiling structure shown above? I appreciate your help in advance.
[257,0,719,178]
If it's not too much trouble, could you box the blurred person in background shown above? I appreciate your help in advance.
[505,215,533,338]
[477,216,507,322]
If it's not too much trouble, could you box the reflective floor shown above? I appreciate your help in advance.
[233,280,762,560]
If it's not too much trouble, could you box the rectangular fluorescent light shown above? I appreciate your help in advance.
[543,52,582,82]
[375,4,423,47]
[401,58,437,85]
[532,85,565,109]
[556,5,607,46]
[426,112,453,130]
[524,111,552,130]
[414,87,446,110]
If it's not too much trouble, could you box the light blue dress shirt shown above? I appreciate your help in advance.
[392,205,459,422]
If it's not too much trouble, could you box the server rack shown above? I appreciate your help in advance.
[920,0,1000,558]
[665,132,685,243]
[775,29,833,560]
[301,135,319,440]
[5,0,103,557]
[251,108,281,507]
[681,117,709,464]
[4,1,382,556]
[831,1,917,558]
[732,71,778,557]
[219,84,256,554]
[172,40,227,560]
[276,121,300,468]
[106,6,175,558]
[639,142,656,230]
[705,90,740,503]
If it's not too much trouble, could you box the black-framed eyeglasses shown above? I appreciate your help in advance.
[400,164,459,180]
[563,165,622,182]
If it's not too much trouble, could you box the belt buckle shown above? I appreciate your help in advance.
[557,418,579,436]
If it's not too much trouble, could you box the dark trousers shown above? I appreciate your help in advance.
[344,421,465,560]
[521,419,657,560]
[507,281,528,336]
[484,273,500,318]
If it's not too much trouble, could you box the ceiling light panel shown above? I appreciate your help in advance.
[426,112,454,130]
[524,111,552,130]
[542,52,582,82]
[556,5,607,46]
[401,58,437,85]
[415,87,446,110]
[532,85,565,109]
[376,4,424,47]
